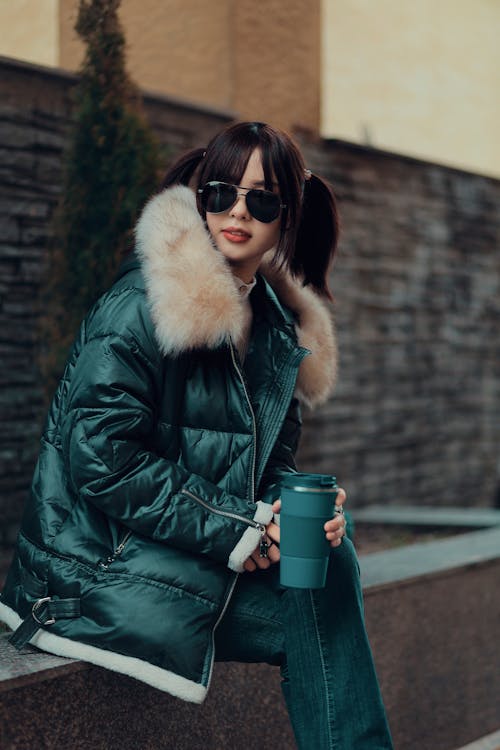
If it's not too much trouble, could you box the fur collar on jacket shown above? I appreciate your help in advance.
[135,185,337,408]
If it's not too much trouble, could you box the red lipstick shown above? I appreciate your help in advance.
[222,227,251,243]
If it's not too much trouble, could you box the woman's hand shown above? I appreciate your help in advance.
[243,499,281,572]
[243,488,347,572]
[324,487,347,547]
[268,489,347,549]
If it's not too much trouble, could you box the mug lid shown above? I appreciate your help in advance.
[282,473,337,489]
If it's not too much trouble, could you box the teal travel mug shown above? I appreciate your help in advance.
[280,473,339,589]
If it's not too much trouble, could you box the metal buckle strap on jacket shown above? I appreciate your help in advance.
[9,596,81,650]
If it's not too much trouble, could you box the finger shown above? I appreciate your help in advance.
[326,526,345,541]
[271,498,281,513]
[244,558,258,572]
[253,553,271,569]
[327,517,347,542]
[266,522,280,545]
[324,516,346,533]
[335,488,347,507]
[329,537,343,547]
[267,541,280,563]
[326,516,347,537]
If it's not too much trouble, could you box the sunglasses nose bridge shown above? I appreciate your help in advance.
[229,188,250,214]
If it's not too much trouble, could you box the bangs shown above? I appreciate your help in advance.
[199,131,256,188]
[198,123,287,194]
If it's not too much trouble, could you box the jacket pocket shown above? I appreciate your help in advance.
[96,527,133,571]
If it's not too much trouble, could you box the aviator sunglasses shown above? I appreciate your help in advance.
[198,181,287,223]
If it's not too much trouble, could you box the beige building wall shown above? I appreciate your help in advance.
[2,1,498,177]
[0,0,59,66]
[59,0,320,133]
[322,0,500,178]
[230,3,320,133]
[59,0,232,109]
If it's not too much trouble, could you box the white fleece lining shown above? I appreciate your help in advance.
[227,501,274,573]
[0,601,207,704]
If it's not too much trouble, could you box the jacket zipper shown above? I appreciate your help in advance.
[206,573,239,693]
[204,340,260,693]
[181,484,265,694]
[180,489,265,534]
[229,340,256,502]
[97,529,133,571]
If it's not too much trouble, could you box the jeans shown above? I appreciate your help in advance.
[214,538,394,750]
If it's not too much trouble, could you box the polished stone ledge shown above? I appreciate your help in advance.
[359,525,500,589]
[454,729,500,750]
[1,528,499,750]
[0,633,82,693]
[354,504,500,529]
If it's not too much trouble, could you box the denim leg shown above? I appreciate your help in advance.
[214,541,393,750]
[281,539,393,750]
[214,567,285,667]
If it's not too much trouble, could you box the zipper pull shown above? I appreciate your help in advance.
[257,523,269,558]
[97,557,113,571]
[259,536,270,559]
[114,530,132,558]
[115,540,127,556]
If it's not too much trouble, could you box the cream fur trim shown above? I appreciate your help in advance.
[260,255,338,408]
[227,501,274,573]
[135,186,337,407]
[0,601,207,704]
[135,185,244,355]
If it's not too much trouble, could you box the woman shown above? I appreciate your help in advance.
[0,122,393,749]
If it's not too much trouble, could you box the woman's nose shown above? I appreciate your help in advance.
[230,193,249,220]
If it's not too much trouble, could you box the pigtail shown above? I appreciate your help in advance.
[292,173,340,300]
[159,148,206,191]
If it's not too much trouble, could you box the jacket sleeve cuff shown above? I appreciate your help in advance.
[227,501,274,573]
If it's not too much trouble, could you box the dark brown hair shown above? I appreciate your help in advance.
[160,121,339,298]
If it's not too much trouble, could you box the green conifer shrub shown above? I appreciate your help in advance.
[41,0,160,398]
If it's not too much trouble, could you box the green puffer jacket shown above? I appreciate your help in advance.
[0,186,337,703]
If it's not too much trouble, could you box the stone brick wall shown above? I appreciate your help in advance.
[0,56,232,559]
[297,139,500,509]
[1,57,499,566]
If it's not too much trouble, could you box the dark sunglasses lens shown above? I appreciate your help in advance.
[246,190,281,223]
[201,182,281,222]
[202,183,236,214]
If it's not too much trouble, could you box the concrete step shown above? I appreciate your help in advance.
[354,504,500,528]
[0,634,295,750]
[0,631,84,692]
[359,525,500,588]
[454,729,500,750]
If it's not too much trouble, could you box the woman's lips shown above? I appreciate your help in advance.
[222,227,251,243]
